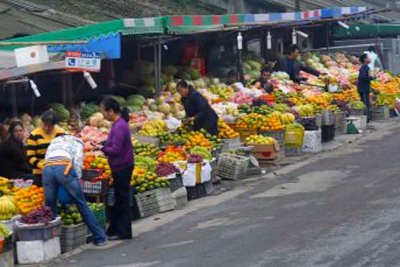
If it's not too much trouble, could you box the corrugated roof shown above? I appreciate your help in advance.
[22,0,222,21]
[0,0,94,39]
[0,0,225,40]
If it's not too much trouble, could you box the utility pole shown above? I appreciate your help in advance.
[295,0,300,11]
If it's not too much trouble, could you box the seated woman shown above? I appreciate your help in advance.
[0,120,32,179]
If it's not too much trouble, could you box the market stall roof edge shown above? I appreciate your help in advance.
[333,22,400,39]
[0,17,165,51]
[164,6,368,34]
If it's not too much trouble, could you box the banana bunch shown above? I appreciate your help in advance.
[0,177,13,195]
[296,104,315,117]
[0,223,9,238]
[0,196,17,221]
[279,113,296,125]
[138,120,167,137]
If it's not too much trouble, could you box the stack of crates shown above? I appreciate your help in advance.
[60,223,88,253]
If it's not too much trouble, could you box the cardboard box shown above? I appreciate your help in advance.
[252,143,280,160]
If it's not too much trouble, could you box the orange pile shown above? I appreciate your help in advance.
[185,132,212,149]
[14,185,45,215]
[83,154,111,176]
[218,120,239,139]
[259,116,284,132]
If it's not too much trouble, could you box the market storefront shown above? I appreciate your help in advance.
[0,6,398,265]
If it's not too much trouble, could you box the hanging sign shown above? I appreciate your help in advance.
[65,51,101,72]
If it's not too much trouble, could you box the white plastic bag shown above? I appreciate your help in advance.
[302,130,322,153]
[174,161,212,187]
[164,116,181,132]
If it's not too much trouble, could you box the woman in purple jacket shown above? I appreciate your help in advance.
[100,98,134,240]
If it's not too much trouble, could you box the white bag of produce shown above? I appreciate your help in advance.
[164,116,181,132]
[302,130,322,153]
[174,161,212,187]
[221,115,237,124]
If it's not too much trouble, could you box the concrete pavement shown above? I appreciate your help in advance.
[48,120,400,267]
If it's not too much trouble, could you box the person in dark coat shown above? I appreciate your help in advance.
[0,120,32,179]
[357,54,375,123]
[177,80,219,136]
[274,44,320,83]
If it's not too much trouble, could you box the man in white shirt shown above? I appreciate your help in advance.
[42,135,106,246]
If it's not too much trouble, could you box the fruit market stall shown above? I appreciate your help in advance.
[0,177,113,264]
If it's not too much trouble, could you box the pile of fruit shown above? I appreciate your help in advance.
[183,131,213,149]
[135,156,157,173]
[376,94,396,107]
[0,223,9,239]
[132,170,169,193]
[190,146,212,160]
[20,206,54,225]
[294,104,316,117]
[218,120,239,139]
[155,162,178,177]
[0,177,15,195]
[59,205,83,225]
[349,101,366,110]
[159,133,186,146]
[259,113,284,132]
[88,203,104,213]
[132,141,160,159]
[83,154,111,177]
[236,113,269,131]
[158,146,187,163]
[244,135,277,145]
[0,196,17,220]
[138,120,167,137]
[14,185,45,215]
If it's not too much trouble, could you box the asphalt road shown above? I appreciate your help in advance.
[54,123,400,267]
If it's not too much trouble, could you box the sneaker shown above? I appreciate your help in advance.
[94,241,107,247]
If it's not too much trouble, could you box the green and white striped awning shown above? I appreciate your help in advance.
[122,17,165,35]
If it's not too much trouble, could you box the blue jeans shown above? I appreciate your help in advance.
[43,165,106,244]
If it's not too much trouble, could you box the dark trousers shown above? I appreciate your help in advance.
[107,166,133,238]
[33,174,42,187]
[360,92,371,122]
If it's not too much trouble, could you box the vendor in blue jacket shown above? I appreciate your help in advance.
[177,80,219,136]
[357,54,375,123]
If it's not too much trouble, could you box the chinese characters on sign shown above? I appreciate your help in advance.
[65,51,101,72]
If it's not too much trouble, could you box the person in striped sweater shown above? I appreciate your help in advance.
[26,110,64,187]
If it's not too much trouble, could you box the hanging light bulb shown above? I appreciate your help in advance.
[292,29,297,45]
[237,32,243,50]
[267,31,272,49]
[29,80,41,97]
[83,72,97,89]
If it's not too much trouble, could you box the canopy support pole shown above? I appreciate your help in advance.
[62,74,68,107]
[326,24,330,53]
[153,43,159,95]
[158,38,162,94]
[154,39,162,95]
[11,84,17,117]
